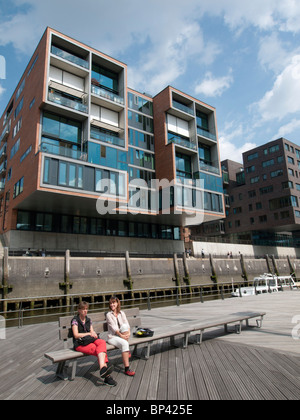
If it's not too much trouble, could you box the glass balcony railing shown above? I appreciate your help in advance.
[199,159,220,175]
[51,45,89,69]
[48,90,88,113]
[0,120,11,143]
[197,127,217,141]
[40,139,87,161]
[91,84,124,105]
[0,160,7,176]
[168,134,197,151]
[90,126,125,148]
[172,100,194,116]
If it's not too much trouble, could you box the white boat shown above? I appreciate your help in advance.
[231,273,296,297]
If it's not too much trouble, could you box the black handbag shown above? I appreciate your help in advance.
[134,328,154,338]
[77,335,97,346]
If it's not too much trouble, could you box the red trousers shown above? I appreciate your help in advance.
[76,339,108,364]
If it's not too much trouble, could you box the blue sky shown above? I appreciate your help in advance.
[0,0,300,162]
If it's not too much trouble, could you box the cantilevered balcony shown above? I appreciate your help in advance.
[91,82,124,106]
[48,88,88,114]
[199,159,220,175]
[0,120,11,143]
[168,133,197,151]
[197,127,217,142]
[172,99,194,116]
[40,138,87,162]
[51,45,89,69]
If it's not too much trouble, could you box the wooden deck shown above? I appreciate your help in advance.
[1,291,300,400]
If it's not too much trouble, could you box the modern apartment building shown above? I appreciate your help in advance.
[192,138,300,247]
[0,27,224,253]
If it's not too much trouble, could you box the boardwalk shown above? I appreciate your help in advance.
[0,291,300,400]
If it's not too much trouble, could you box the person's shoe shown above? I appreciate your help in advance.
[104,376,117,387]
[125,369,135,376]
[100,364,114,378]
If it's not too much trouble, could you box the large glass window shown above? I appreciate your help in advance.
[42,112,81,144]
[196,111,208,131]
[92,64,118,94]
[176,153,192,179]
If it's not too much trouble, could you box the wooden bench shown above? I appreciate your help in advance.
[44,308,142,381]
[189,312,266,344]
[44,308,266,381]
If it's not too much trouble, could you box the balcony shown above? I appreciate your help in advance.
[90,125,125,148]
[0,120,11,143]
[199,159,220,175]
[40,139,87,162]
[91,82,124,106]
[0,160,7,177]
[197,127,217,142]
[48,89,88,114]
[172,100,194,116]
[0,143,7,162]
[51,45,89,69]
[168,134,197,151]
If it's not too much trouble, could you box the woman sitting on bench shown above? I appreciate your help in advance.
[106,296,135,376]
[71,301,117,387]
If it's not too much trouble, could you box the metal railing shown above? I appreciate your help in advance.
[1,280,297,328]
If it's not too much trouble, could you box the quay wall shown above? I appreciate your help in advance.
[1,250,300,303]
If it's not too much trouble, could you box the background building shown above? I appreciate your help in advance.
[190,138,300,248]
[0,27,224,254]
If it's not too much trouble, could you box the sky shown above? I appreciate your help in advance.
[0,0,300,163]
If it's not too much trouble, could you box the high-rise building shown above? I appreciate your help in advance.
[192,138,300,248]
[0,27,224,253]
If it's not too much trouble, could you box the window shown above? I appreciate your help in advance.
[247,152,258,161]
[16,79,25,100]
[29,98,35,109]
[42,112,82,144]
[288,156,295,165]
[12,117,22,138]
[10,138,20,159]
[176,153,192,180]
[92,64,119,94]
[271,169,283,178]
[196,111,209,131]
[13,177,24,198]
[248,190,256,198]
[250,176,259,184]
[246,165,255,173]
[260,185,273,194]
[27,54,38,76]
[58,161,83,189]
[95,169,125,196]
[259,215,267,223]
[14,97,23,119]
[20,145,32,163]
[269,144,279,153]
[262,159,274,168]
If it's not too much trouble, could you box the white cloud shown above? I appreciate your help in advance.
[255,55,300,121]
[200,0,300,33]
[274,119,300,139]
[219,136,257,163]
[0,84,5,99]
[258,33,299,74]
[195,70,233,97]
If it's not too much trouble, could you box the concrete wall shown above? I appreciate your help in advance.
[2,252,299,301]
[193,241,300,259]
[2,230,185,255]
